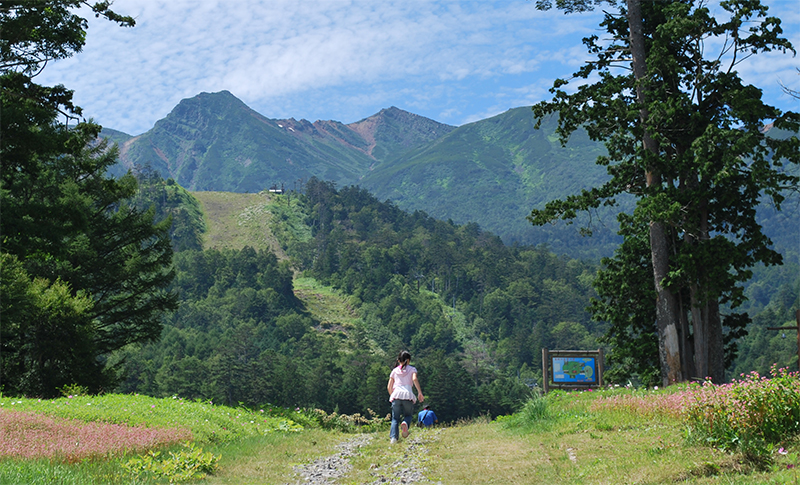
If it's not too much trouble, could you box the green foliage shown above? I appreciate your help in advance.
[294,180,599,419]
[1,2,177,398]
[0,1,134,77]
[114,178,599,422]
[593,215,660,387]
[0,109,178,395]
[298,408,388,433]
[122,443,220,483]
[116,247,304,407]
[129,166,206,252]
[265,193,314,266]
[685,366,800,464]
[0,253,96,396]
[58,383,90,397]
[497,392,549,430]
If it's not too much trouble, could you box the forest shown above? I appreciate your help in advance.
[111,175,603,422]
[110,173,798,422]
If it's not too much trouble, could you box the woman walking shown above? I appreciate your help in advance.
[387,350,424,444]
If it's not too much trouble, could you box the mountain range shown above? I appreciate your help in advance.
[104,90,797,261]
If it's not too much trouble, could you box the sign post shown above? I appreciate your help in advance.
[767,309,800,372]
[542,349,603,393]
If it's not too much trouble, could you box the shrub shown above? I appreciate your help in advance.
[122,443,220,482]
[300,407,389,433]
[684,365,800,463]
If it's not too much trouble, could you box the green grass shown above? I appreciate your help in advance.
[191,191,288,258]
[4,385,800,484]
[343,386,800,484]
[201,429,345,484]
[0,456,160,485]
[0,394,309,484]
[293,276,360,329]
[0,394,302,444]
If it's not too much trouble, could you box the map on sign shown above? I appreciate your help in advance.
[552,357,597,383]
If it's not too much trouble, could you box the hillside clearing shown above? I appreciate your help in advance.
[293,277,360,330]
[192,191,288,260]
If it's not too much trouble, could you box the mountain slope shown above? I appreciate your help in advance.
[106,93,797,261]
[113,91,455,192]
[361,107,624,257]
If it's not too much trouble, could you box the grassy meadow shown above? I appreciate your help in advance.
[192,191,289,259]
[3,369,800,484]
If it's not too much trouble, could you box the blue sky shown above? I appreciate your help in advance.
[37,0,800,136]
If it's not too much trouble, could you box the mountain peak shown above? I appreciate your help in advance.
[346,107,456,159]
[173,90,249,111]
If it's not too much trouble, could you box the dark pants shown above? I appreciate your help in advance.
[390,399,414,440]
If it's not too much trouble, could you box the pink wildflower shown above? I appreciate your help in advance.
[0,410,191,462]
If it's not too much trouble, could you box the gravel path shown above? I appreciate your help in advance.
[288,430,442,485]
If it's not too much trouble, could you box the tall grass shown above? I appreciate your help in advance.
[497,391,549,430]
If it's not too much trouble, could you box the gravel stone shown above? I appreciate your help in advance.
[289,434,372,484]
[288,430,443,485]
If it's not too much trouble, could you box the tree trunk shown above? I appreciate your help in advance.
[691,284,707,379]
[677,290,695,379]
[687,195,725,382]
[707,299,724,382]
[626,0,683,385]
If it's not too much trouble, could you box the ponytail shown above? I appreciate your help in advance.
[397,350,411,370]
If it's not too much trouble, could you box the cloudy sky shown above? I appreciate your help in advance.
[36,0,800,136]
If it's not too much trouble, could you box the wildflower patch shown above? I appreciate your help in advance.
[0,409,191,462]
[683,366,800,462]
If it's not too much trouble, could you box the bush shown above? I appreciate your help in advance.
[122,443,220,482]
[684,365,800,463]
[299,407,389,433]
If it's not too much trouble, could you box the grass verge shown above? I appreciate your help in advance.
[201,429,346,484]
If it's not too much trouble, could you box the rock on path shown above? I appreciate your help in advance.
[366,430,442,484]
[288,430,442,485]
[289,434,372,484]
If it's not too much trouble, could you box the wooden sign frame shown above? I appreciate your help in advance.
[542,349,604,393]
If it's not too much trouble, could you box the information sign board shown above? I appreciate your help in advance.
[542,349,604,393]
[552,356,597,384]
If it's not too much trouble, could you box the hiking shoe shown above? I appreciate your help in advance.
[401,422,409,438]
[390,438,398,444]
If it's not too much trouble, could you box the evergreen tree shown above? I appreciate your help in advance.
[532,0,800,384]
[1,2,177,396]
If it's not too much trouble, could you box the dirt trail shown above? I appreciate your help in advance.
[289,430,442,484]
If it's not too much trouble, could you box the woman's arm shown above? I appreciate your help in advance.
[412,372,424,402]
[387,376,394,396]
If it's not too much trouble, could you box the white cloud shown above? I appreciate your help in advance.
[33,0,797,134]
